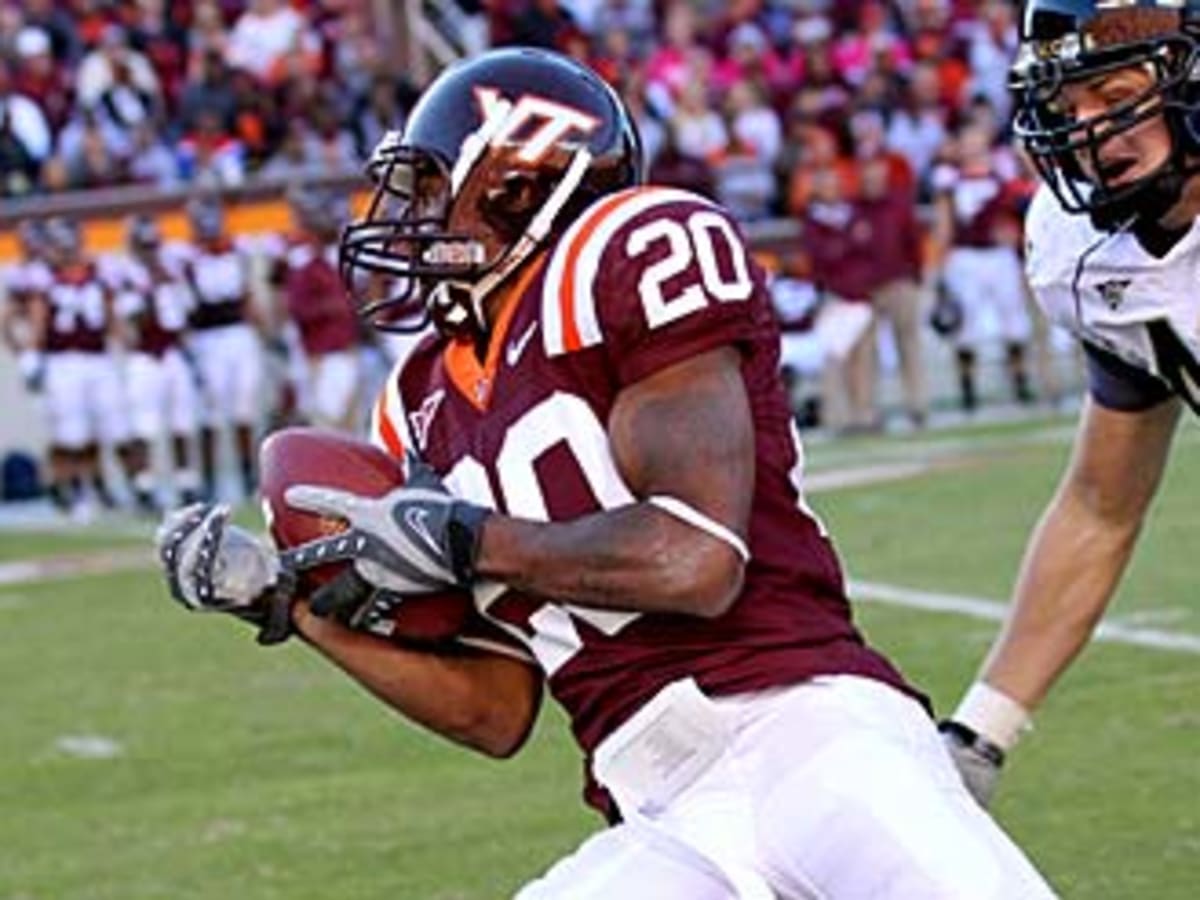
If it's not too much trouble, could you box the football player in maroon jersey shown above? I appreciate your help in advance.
[175,195,268,500]
[107,215,203,509]
[157,49,1055,898]
[268,187,364,432]
[1,220,52,393]
[27,217,135,518]
[928,122,1035,412]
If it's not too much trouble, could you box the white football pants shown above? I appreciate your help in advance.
[517,675,1056,899]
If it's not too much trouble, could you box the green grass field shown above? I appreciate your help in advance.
[1,414,1196,899]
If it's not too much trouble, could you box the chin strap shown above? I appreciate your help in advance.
[464,147,595,332]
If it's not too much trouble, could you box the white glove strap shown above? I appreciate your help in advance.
[953,682,1032,751]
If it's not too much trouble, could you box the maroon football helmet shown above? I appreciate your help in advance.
[340,47,643,337]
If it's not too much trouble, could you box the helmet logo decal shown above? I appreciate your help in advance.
[473,86,601,164]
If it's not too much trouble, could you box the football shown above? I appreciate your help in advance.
[258,427,474,645]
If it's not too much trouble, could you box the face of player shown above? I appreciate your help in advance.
[1058,63,1172,191]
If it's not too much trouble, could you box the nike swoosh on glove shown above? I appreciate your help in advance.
[155,503,296,645]
[283,453,490,609]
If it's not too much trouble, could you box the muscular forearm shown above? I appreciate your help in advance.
[979,488,1143,712]
[475,502,744,618]
[292,602,540,757]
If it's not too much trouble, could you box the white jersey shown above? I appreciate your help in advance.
[1025,185,1200,409]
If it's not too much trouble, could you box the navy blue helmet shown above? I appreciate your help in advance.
[1010,0,1200,229]
[339,47,643,337]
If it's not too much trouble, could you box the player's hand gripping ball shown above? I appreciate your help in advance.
[259,427,474,645]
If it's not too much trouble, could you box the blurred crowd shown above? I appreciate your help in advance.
[0,0,1018,202]
[0,0,414,194]
[0,0,1080,509]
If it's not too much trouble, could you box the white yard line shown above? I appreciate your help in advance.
[851,579,1200,655]
[0,548,153,587]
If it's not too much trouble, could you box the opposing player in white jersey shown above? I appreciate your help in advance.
[942,0,1200,805]
[156,49,1056,898]
[106,215,203,510]
[171,196,266,500]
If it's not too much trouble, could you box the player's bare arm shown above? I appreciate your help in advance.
[474,346,751,618]
[978,395,1181,710]
[155,502,542,758]
[293,600,542,758]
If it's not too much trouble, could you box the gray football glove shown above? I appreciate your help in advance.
[939,720,1005,808]
[155,504,296,645]
[283,454,490,611]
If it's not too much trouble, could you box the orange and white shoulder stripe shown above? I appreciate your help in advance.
[368,360,410,459]
[541,186,718,357]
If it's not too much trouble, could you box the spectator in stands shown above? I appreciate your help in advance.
[832,1,912,87]
[226,0,317,85]
[785,123,855,216]
[351,73,416,162]
[22,0,82,65]
[797,34,851,123]
[618,70,666,169]
[849,107,915,195]
[0,57,50,195]
[966,0,1019,122]
[176,108,245,186]
[644,1,699,113]
[260,117,321,181]
[178,48,236,137]
[303,101,358,173]
[857,154,929,429]
[886,61,950,195]
[510,0,577,50]
[588,23,635,86]
[76,25,160,115]
[648,121,715,199]
[228,66,278,169]
[713,21,790,97]
[186,1,231,67]
[12,26,73,133]
[128,0,188,111]
[669,80,727,162]
[593,0,657,56]
[725,77,781,168]
[328,7,382,102]
[127,119,178,186]
[712,78,780,220]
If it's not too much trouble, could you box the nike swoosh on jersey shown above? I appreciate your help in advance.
[506,321,539,367]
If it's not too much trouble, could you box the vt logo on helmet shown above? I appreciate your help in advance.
[1010,0,1200,231]
[339,47,643,338]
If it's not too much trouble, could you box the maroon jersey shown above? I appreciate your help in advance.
[277,238,359,355]
[103,254,191,357]
[43,263,109,354]
[175,238,252,330]
[933,164,1017,249]
[372,187,920,815]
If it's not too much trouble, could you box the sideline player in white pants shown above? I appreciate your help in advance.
[170,196,266,500]
[930,125,1034,411]
[31,219,133,518]
[106,215,203,509]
